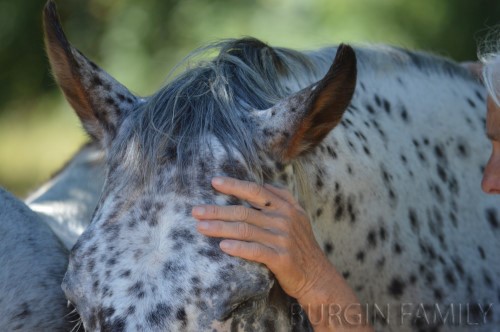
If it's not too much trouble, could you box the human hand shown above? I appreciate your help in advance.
[191,176,333,302]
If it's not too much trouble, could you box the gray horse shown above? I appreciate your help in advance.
[0,188,70,331]
[40,1,500,331]
[0,142,104,331]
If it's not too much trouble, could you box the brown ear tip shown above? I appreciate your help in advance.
[43,0,71,51]
[43,0,58,32]
[336,44,356,61]
[43,0,58,21]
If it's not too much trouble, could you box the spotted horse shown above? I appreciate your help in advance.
[44,1,499,331]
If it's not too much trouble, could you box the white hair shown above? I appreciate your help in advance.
[479,28,500,106]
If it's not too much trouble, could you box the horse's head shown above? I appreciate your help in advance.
[44,1,356,330]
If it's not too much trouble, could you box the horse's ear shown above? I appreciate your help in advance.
[254,44,356,161]
[43,0,138,144]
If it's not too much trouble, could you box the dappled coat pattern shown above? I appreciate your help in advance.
[42,0,500,331]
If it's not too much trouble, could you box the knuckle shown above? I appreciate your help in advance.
[236,222,252,239]
[276,233,290,247]
[234,206,249,221]
[207,205,219,216]
[280,202,295,217]
[275,217,293,234]
[273,215,289,227]
[247,182,263,197]
[250,244,265,260]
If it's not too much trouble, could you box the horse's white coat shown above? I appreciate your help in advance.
[59,44,500,332]
[40,4,500,329]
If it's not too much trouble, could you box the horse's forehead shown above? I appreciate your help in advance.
[115,132,242,170]
[83,137,253,256]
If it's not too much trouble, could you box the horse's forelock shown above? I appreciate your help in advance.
[112,38,322,186]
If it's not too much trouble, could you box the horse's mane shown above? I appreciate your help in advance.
[118,38,329,185]
[113,38,475,186]
[354,44,474,80]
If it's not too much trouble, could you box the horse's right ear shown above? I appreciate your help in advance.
[252,44,357,162]
[43,0,138,144]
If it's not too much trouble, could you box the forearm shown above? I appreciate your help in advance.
[296,264,374,332]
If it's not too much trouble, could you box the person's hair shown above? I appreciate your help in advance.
[479,30,500,106]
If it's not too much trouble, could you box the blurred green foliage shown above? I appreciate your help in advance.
[0,0,499,196]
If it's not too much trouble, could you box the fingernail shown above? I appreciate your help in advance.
[220,241,232,250]
[212,177,224,186]
[192,207,205,216]
[197,221,209,230]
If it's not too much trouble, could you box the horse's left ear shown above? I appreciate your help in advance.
[43,0,138,145]
[254,44,356,161]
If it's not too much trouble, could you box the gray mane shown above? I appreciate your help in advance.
[352,44,475,80]
[121,38,324,184]
[114,38,475,185]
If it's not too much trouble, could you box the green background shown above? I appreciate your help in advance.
[0,0,499,196]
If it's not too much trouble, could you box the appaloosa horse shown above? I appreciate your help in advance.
[44,1,499,331]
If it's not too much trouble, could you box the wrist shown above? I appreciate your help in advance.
[294,264,374,331]
[296,262,339,306]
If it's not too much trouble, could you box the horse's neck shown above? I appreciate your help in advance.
[25,142,105,249]
[291,45,479,226]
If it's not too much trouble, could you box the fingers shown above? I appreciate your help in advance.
[219,239,277,266]
[197,220,277,244]
[211,177,283,209]
[193,204,270,228]
[263,184,298,206]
